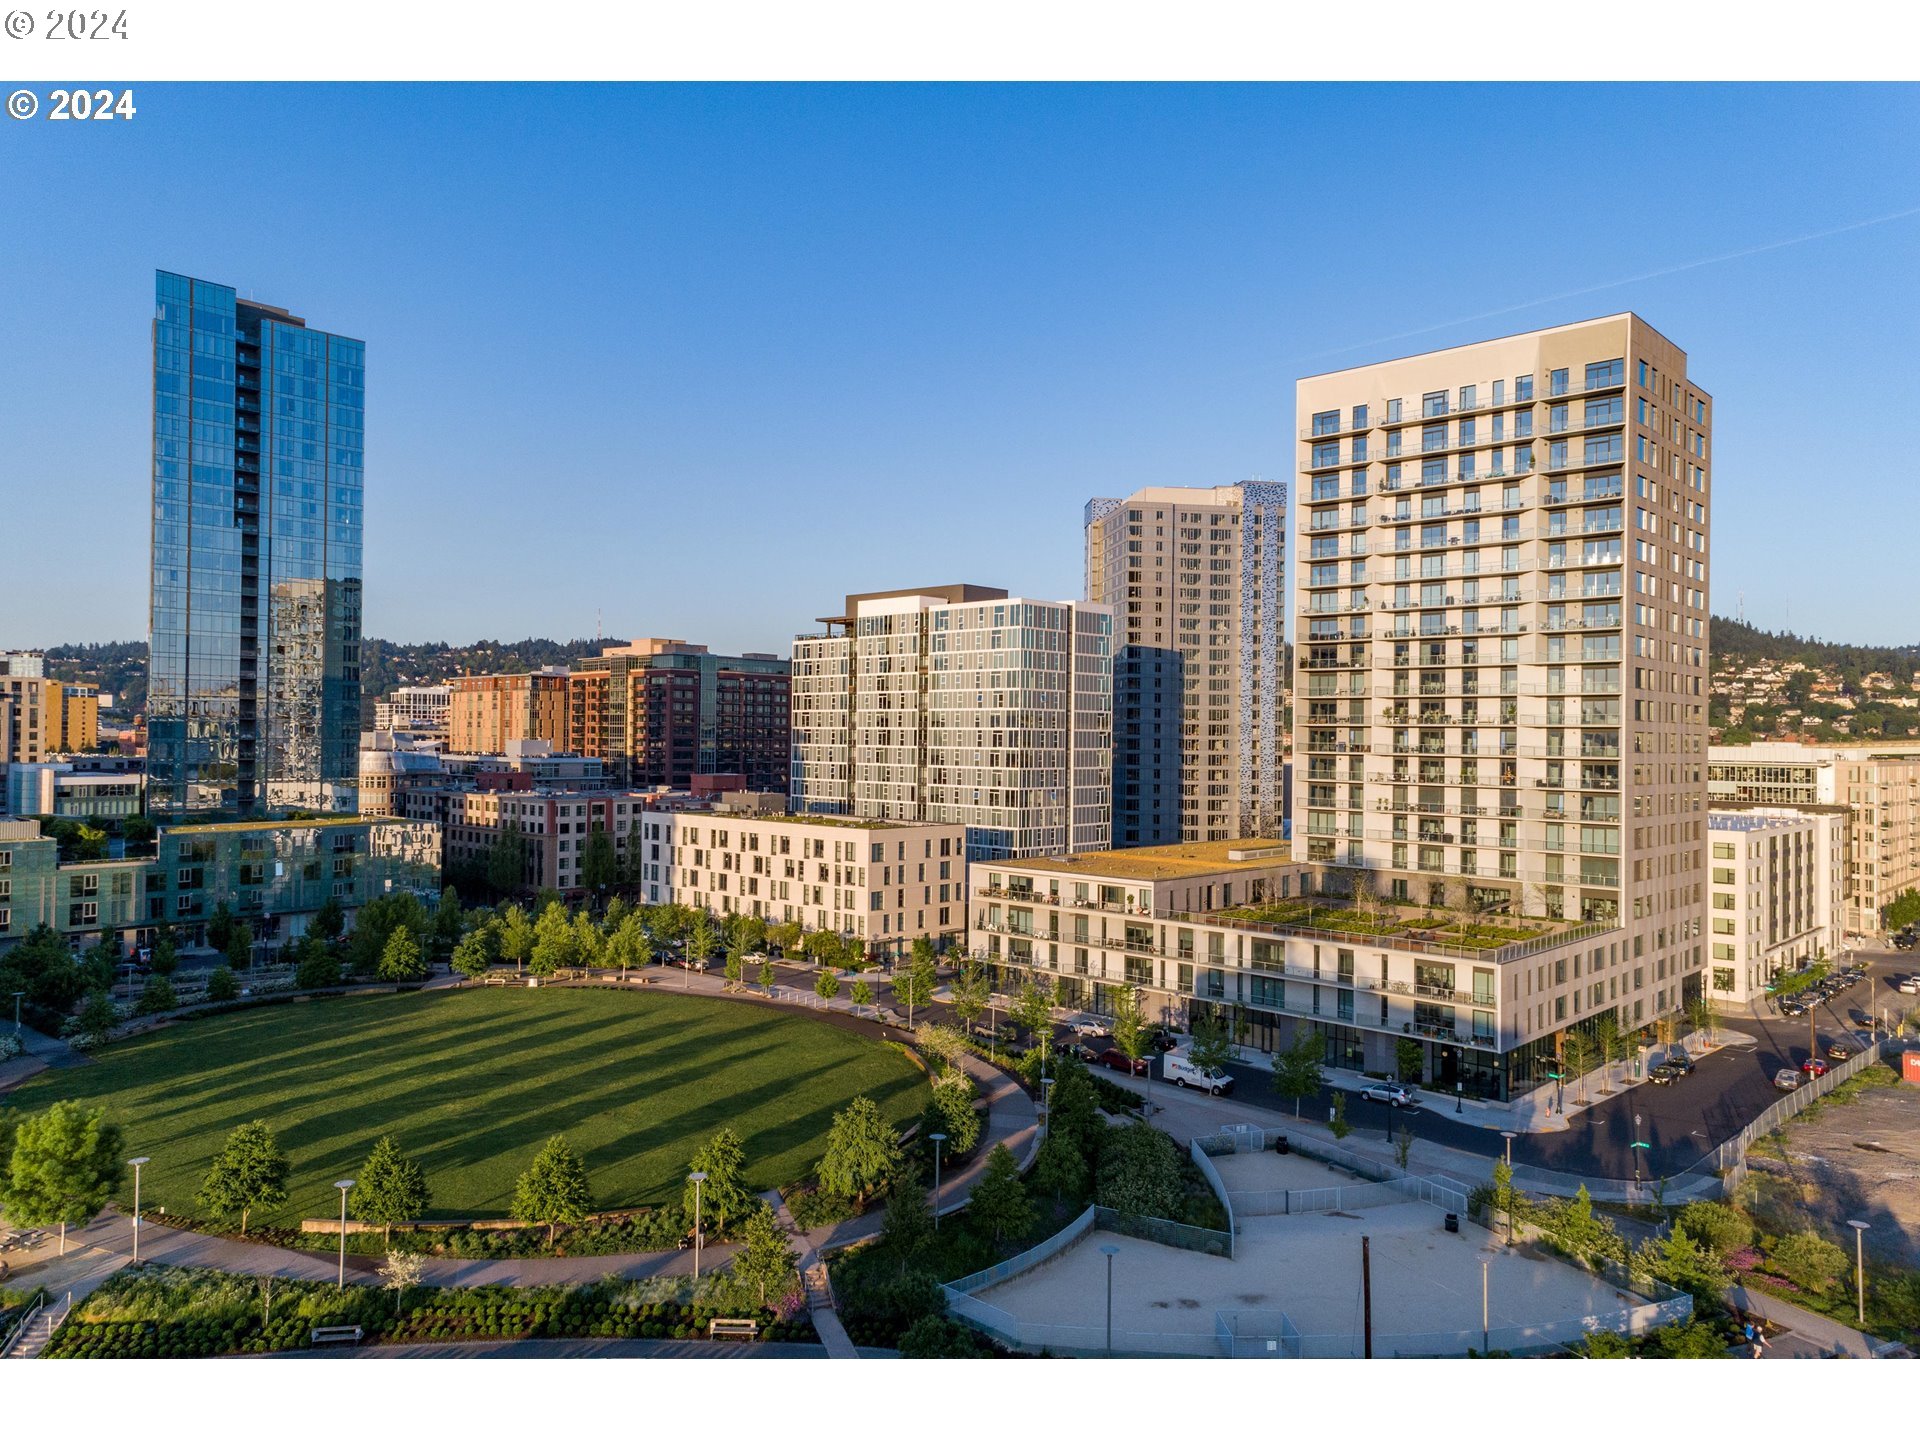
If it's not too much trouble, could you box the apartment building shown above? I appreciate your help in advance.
[968,840,1618,1100]
[4,762,146,820]
[357,731,446,817]
[0,674,54,766]
[567,639,791,792]
[640,810,967,957]
[790,585,1113,861]
[0,651,47,677]
[447,669,571,754]
[372,685,452,737]
[0,815,440,954]
[425,787,651,898]
[1084,482,1287,847]
[1293,314,1712,1038]
[1709,742,1920,933]
[1705,808,1847,1007]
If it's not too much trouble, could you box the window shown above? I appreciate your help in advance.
[1586,358,1624,388]
[1352,403,1369,429]
[1311,409,1340,436]
[1311,442,1339,468]
[1515,374,1534,402]
[1549,367,1569,397]
[1422,390,1449,418]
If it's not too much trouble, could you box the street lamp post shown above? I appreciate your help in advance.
[1099,1243,1120,1355]
[1499,1131,1517,1170]
[334,1180,354,1289]
[128,1156,150,1264]
[930,1133,947,1232]
[1040,1076,1055,1146]
[1848,1219,1870,1327]
[10,990,22,1034]
[690,1170,707,1280]
[1455,1079,1463,1115]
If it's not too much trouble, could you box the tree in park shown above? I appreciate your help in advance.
[949,958,989,1036]
[1189,1014,1234,1073]
[685,1127,753,1234]
[579,829,619,898]
[134,974,176,1015]
[493,903,533,974]
[486,820,530,897]
[814,967,842,1003]
[850,977,874,1011]
[205,965,240,1003]
[197,1120,290,1236]
[570,909,605,969]
[1111,985,1149,1068]
[880,1173,933,1273]
[376,925,427,982]
[511,1135,594,1245]
[1,1100,124,1254]
[1011,978,1057,1065]
[433,887,464,957]
[292,931,341,988]
[604,912,651,979]
[206,900,238,955]
[648,902,695,950]
[685,911,717,978]
[731,1203,799,1308]
[967,1143,1033,1245]
[1031,1130,1090,1203]
[451,925,495,979]
[602,896,631,932]
[817,1096,899,1202]
[350,1135,432,1245]
[1271,1026,1324,1117]
[528,900,576,979]
[75,990,118,1046]
[224,920,255,974]
[147,924,179,978]
[757,958,777,990]
[309,896,346,943]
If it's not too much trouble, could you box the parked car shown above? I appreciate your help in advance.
[1164,1051,1235,1095]
[1662,1051,1695,1077]
[1649,1063,1681,1085]
[1359,1081,1417,1108]
[1897,977,1920,995]
[1773,1068,1803,1091]
[1800,1057,1829,1077]
[1779,998,1808,1017]
[1072,1042,1102,1064]
[1143,1027,1183,1053]
[1097,1048,1149,1077]
[1825,1042,1853,1061]
[1068,1017,1109,1038]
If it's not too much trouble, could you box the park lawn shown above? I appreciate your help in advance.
[7,986,928,1226]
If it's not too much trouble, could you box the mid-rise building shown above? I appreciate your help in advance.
[1292,314,1712,1037]
[1705,807,1848,1007]
[53,684,100,754]
[357,731,447,817]
[642,810,967,957]
[0,674,54,766]
[0,814,439,954]
[1711,742,1920,933]
[424,787,651,898]
[790,584,1113,861]
[447,669,570,755]
[968,840,1616,1100]
[1084,482,1287,847]
[4,762,146,820]
[567,639,790,792]
[372,685,452,738]
[147,271,365,819]
[0,651,47,678]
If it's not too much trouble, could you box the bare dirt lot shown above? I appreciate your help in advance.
[1744,1062,1919,1268]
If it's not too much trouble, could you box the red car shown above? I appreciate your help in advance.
[1098,1048,1149,1077]
[1800,1057,1829,1077]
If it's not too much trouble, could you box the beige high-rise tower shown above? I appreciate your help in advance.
[1293,314,1712,1029]
[1085,482,1287,847]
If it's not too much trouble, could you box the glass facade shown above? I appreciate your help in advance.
[148,272,363,818]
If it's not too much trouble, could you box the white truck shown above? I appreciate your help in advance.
[1164,1050,1235,1095]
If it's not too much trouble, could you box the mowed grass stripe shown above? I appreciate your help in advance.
[7,987,927,1223]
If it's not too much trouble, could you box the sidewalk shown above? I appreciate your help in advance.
[0,1024,80,1094]
[1727,1282,1900,1359]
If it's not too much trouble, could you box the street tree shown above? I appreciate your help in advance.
[293,934,341,989]
[486,821,529,897]
[309,897,346,942]
[967,1143,1033,1245]
[224,920,255,974]
[757,958,777,990]
[1190,1015,1234,1073]
[1561,1029,1596,1105]
[850,977,874,1011]
[1592,1012,1623,1090]
[949,958,990,1036]
[814,967,842,1003]
[570,909,605,969]
[1111,985,1148,1069]
[1,1100,124,1254]
[685,911,717,979]
[205,966,240,1003]
[731,1203,799,1308]
[350,1135,432,1244]
[723,936,749,991]
[1685,992,1715,1046]
[197,1120,290,1236]
[767,921,803,956]
[686,1127,753,1233]
[1011,978,1057,1065]
[604,912,652,980]
[1271,1027,1324,1117]
[579,830,619,900]
[893,948,937,1029]
[511,1135,594,1245]
[817,1096,899,1201]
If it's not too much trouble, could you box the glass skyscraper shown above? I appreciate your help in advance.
[147,271,364,818]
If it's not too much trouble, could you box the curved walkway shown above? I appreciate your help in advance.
[22,962,1038,1303]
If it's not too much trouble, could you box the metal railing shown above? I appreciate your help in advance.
[1187,1141,1237,1257]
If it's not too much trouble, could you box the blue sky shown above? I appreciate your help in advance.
[3,83,1916,653]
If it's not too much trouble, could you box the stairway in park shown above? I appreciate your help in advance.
[760,1189,859,1359]
[4,1294,70,1359]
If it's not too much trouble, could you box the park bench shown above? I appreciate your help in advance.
[308,1325,364,1347]
[708,1318,759,1340]
[482,974,509,986]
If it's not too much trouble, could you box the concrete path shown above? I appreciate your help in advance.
[1727,1283,1904,1359]
[0,1024,81,1093]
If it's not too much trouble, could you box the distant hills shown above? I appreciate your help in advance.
[1710,616,1919,679]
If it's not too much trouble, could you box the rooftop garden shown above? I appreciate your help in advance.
[1212,898,1577,951]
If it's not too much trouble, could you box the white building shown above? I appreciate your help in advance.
[3,761,146,820]
[639,808,968,957]
[791,584,1113,861]
[373,684,452,736]
[1706,808,1848,1007]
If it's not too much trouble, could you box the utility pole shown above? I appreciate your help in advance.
[1361,1235,1373,1359]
